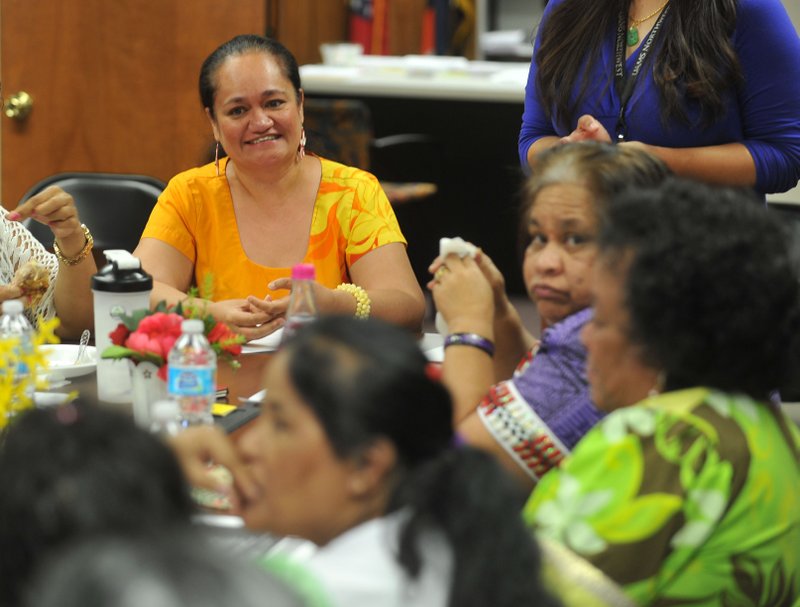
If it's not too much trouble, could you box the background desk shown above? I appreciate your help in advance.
[301,60,531,293]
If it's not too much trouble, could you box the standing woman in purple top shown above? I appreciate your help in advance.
[429,142,669,488]
[519,0,800,194]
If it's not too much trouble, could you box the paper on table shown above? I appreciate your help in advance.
[242,328,284,354]
[419,333,444,363]
[244,329,442,363]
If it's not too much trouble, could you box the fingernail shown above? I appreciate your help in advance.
[7,212,21,221]
[267,281,276,290]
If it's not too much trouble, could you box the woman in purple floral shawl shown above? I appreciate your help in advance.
[429,142,668,487]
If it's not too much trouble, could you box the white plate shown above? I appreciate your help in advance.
[40,344,98,378]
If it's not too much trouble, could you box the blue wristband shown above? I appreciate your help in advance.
[443,333,495,357]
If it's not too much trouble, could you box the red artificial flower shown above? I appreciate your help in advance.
[208,322,243,356]
[124,312,184,359]
[109,323,130,346]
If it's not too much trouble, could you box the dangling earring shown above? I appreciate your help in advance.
[297,127,306,161]
[214,141,221,177]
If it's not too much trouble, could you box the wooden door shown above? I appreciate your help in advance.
[0,0,265,209]
[272,0,347,66]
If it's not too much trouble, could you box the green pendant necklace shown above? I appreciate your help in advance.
[627,0,670,47]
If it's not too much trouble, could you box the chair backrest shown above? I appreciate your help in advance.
[303,98,373,170]
[18,172,165,255]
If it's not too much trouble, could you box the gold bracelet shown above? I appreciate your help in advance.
[336,283,371,320]
[53,224,93,266]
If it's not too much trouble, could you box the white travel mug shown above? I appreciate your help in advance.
[91,250,152,405]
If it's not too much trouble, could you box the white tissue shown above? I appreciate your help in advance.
[435,237,478,335]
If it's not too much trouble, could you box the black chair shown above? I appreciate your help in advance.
[303,98,440,206]
[18,172,165,262]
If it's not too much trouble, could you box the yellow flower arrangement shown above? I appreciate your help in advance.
[0,316,60,427]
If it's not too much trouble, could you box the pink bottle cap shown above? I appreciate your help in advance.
[291,263,316,281]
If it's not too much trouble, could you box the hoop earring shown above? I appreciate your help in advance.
[297,127,306,161]
[214,141,220,176]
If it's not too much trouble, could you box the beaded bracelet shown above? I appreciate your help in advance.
[443,332,495,357]
[336,283,371,319]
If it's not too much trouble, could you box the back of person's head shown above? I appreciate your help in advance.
[525,142,670,214]
[519,142,670,255]
[25,531,307,607]
[599,177,800,399]
[199,34,301,115]
[0,404,194,607]
[282,317,560,607]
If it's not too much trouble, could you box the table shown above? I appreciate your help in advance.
[299,58,529,103]
[64,352,273,428]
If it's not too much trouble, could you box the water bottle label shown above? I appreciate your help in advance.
[167,367,215,396]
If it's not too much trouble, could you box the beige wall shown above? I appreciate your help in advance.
[780,0,800,204]
[783,0,800,31]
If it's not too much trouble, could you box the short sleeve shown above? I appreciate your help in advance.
[344,173,406,268]
[140,175,198,264]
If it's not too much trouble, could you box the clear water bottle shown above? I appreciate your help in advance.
[167,319,216,427]
[149,399,183,437]
[0,299,35,414]
[281,263,318,344]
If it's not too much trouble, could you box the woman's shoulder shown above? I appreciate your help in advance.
[318,156,382,189]
[734,0,795,32]
[164,161,218,188]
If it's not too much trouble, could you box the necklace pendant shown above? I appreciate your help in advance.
[626,27,639,46]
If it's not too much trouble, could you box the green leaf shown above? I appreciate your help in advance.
[101,345,138,360]
[594,493,682,542]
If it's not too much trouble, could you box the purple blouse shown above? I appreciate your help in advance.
[518,0,800,194]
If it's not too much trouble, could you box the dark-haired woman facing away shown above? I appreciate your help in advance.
[171,316,561,607]
[519,0,800,194]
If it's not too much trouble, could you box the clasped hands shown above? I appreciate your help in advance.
[427,246,508,332]
[208,277,343,341]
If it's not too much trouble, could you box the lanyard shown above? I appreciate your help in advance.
[613,5,671,142]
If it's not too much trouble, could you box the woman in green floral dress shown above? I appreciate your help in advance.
[525,178,800,606]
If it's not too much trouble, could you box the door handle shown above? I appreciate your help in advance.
[3,91,34,121]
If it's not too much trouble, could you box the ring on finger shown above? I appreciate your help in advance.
[434,266,449,282]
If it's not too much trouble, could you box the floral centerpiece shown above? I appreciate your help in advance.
[0,316,60,427]
[100,300,244,380]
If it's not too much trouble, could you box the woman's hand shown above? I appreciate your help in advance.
[0,284,23,304]
[9,186,86,256]
[428,253,494,335]
[560,114,612,145]
[208,299,282,341]
[168,425,260,514]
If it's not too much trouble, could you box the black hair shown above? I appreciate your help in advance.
[599,177,800,400]
[534,0,742,131]
[519,142,670,261]
[0,404,194,607]
[199,34,302,119]
[282,317,560,607]
[25,530,306,607]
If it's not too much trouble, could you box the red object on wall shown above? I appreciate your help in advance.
[348,0,390,55]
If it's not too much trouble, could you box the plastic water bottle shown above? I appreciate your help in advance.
[149,399,183,437]
[167,319,216,427]
[281,263,318,344]
[0,299,35,413]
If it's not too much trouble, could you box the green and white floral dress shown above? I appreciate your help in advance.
[524,388,800,606]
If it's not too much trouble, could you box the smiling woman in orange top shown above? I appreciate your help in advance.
[134,35,424,339]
